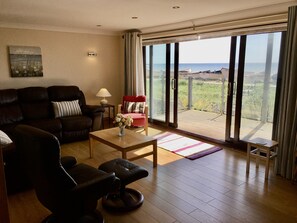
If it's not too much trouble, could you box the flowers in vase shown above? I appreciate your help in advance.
[113,113,133,127]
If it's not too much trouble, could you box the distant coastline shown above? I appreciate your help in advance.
[149,63,279,74]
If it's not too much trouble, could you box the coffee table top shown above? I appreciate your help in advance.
[89,127,156,151]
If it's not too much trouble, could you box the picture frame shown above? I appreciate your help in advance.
[8,46,43,77]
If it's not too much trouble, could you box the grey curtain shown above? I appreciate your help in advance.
[273,6,297,180]
[124,30,145,96]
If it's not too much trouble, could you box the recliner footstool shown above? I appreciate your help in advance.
[98,158,149,212]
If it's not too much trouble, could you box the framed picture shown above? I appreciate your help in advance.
[8,46,43,77]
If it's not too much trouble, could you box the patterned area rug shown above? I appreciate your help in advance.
[154,132,222,160]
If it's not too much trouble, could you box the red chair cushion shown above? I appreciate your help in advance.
[123,113,146,127]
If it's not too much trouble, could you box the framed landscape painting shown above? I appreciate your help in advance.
[8,46,43,77]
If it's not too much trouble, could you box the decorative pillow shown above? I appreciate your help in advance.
[123,102,145,114]
[0,130,13,146]
[52,100,82,118]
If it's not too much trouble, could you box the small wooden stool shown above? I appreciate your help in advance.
[246,137,278,180]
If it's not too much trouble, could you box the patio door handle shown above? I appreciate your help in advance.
[171,79,176,90]
[228,82,237,96]
[228,82,232,96]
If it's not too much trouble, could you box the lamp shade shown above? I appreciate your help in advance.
[96,88,111,97]
[96,88,111,104]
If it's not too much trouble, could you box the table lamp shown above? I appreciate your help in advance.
[96,88,111,105]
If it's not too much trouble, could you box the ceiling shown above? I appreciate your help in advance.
[0,0,296,35]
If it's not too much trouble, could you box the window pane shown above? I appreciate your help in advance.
[178,37,231,140]
[152,44,166,122]
[240,32,281,140]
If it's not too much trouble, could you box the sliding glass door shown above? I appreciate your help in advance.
[226,32,283,142]
[143,31,284,144]
[144,43,178,127]
[178,37,231,140]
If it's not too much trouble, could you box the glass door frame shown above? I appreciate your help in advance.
[225,32,285,144]
[144,31,285,148]
[143,43,178,128]
[225,35,247,142]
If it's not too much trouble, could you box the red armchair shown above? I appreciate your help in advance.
[118,95,148,135]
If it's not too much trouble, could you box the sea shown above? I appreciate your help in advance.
[150,63,279,74]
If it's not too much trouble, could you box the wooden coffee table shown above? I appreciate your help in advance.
[89,127,157,167]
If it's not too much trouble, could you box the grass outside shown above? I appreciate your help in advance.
[147,77,276,140]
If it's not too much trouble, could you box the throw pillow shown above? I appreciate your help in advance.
[0,130,13,146]
[123,102,145,113]
[52,100,82,118]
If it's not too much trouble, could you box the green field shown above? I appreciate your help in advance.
[147,77,276,123]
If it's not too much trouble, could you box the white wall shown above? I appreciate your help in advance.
[0,27,124,106]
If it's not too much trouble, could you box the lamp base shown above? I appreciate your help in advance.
[100,98,108,105]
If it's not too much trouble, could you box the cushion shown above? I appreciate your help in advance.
[0,130,13,146]
[123,102,145,114]
[123,113,146,127]
[52,100,82,118]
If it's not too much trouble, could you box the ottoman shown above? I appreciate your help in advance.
[98,158,149,211]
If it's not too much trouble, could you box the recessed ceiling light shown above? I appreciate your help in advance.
[132,16,138,19]
[172,6,180,9]
[96,25,102,27]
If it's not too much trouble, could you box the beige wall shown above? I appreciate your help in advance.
[0,27,124,106]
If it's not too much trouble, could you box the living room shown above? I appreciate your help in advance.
[1,1,297,223]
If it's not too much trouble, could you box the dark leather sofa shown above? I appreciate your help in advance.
[0,85,104,193]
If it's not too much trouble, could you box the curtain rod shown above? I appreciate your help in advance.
[142,22,287,42]
[140,13,288,37]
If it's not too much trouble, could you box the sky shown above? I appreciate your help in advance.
[179,33,281,64]
[179,37,231,63]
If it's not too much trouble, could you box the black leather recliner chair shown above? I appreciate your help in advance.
[14,125,120,223]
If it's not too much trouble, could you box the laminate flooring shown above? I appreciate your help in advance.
[7,127,297,223]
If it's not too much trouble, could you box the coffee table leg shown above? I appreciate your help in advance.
[153,141,157,168]
[122,151,127,159]
[89,137,93,158]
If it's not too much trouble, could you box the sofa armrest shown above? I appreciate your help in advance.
[81,105,105,116]
[81,105,105,131]
[61,156,77,169]
[72,171,120,198]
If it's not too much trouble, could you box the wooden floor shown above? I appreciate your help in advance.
[7,127,297,223]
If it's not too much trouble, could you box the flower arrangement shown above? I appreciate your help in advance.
[113,113,133,127]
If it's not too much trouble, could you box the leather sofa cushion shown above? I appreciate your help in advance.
[0,105,23,125]
[23,119,62,133]
[0,89,23,125]
[60,116,92,131]
[18,87,51,120]
[0,89,18,105]
[48,86,82,103]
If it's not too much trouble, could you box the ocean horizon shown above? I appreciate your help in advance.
[148,63,279,74]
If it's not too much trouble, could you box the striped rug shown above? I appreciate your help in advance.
[154,132,222,160]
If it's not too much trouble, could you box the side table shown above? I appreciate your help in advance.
[246,137,278,180]
[101,103,115,128]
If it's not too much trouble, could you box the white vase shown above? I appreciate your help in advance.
[118,126,125,136]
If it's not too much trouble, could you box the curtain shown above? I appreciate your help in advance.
[124,30,145,96]
[273,6,297,180]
